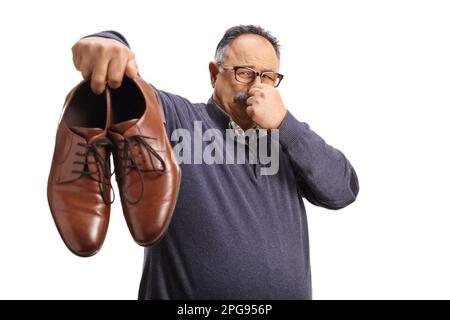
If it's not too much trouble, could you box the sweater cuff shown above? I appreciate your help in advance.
[82,30,130,48]
[277,110,309,149]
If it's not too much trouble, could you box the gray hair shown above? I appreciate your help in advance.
[214,25,281,62]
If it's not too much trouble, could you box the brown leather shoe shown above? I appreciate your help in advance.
[47,80,114,257]
[108,76,181,246]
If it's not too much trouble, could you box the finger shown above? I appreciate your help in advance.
[248,87,263,97]
[246,96,256,106]
[90,58,109,94]
[246,106,255,118]
[256,82,272,88]
[79,56,92,80]
[249,83,265,91]
[125,57,139,79]
[248,87,258,96]
[73,55,80,71]
[72,46,81,70]
[107,55,127,89]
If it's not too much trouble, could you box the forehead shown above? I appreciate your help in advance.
[222,34,279,70]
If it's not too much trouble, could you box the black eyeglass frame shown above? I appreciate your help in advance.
[218,63,284,88]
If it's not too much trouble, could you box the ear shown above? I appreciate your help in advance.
[209,62,219,88]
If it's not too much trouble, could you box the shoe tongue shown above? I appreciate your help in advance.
[110,119,139,134]
[71,126,104,143]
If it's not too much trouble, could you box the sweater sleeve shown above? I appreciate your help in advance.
[82,30,130,47]
[278,111,359,210]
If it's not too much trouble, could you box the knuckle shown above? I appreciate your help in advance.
[94,42,106,55]
[77,41,88,51]
[111,44,123,55]
[82,42,95,54]
[110,70,124,81]
[80,66,89,75]
[91,74,105,84]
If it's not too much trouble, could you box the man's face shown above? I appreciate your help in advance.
[209,34,280,130]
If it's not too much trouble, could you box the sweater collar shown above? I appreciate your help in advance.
[206,96,267,138]
[206,96,231,130]
[206,96,261,134]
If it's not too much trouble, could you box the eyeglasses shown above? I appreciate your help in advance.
[219,64,284,88]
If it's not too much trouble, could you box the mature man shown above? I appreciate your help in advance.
[71,25,359,299]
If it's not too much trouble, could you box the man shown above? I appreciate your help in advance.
[71,25,359,299]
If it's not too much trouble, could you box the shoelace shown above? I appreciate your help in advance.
[115,134,166,204]
[72,137,115,205]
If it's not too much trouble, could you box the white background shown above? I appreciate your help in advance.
[0,0,449,299]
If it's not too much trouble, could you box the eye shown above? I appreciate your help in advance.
[262,73,276,82]
[236,69,254,79]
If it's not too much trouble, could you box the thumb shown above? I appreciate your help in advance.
[125,58,139,79]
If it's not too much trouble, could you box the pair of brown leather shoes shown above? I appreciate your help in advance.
[47,77,180,257]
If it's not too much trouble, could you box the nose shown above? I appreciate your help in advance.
[252,75,262,85]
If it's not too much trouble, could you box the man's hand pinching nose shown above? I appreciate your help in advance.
[246,83,287,129]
